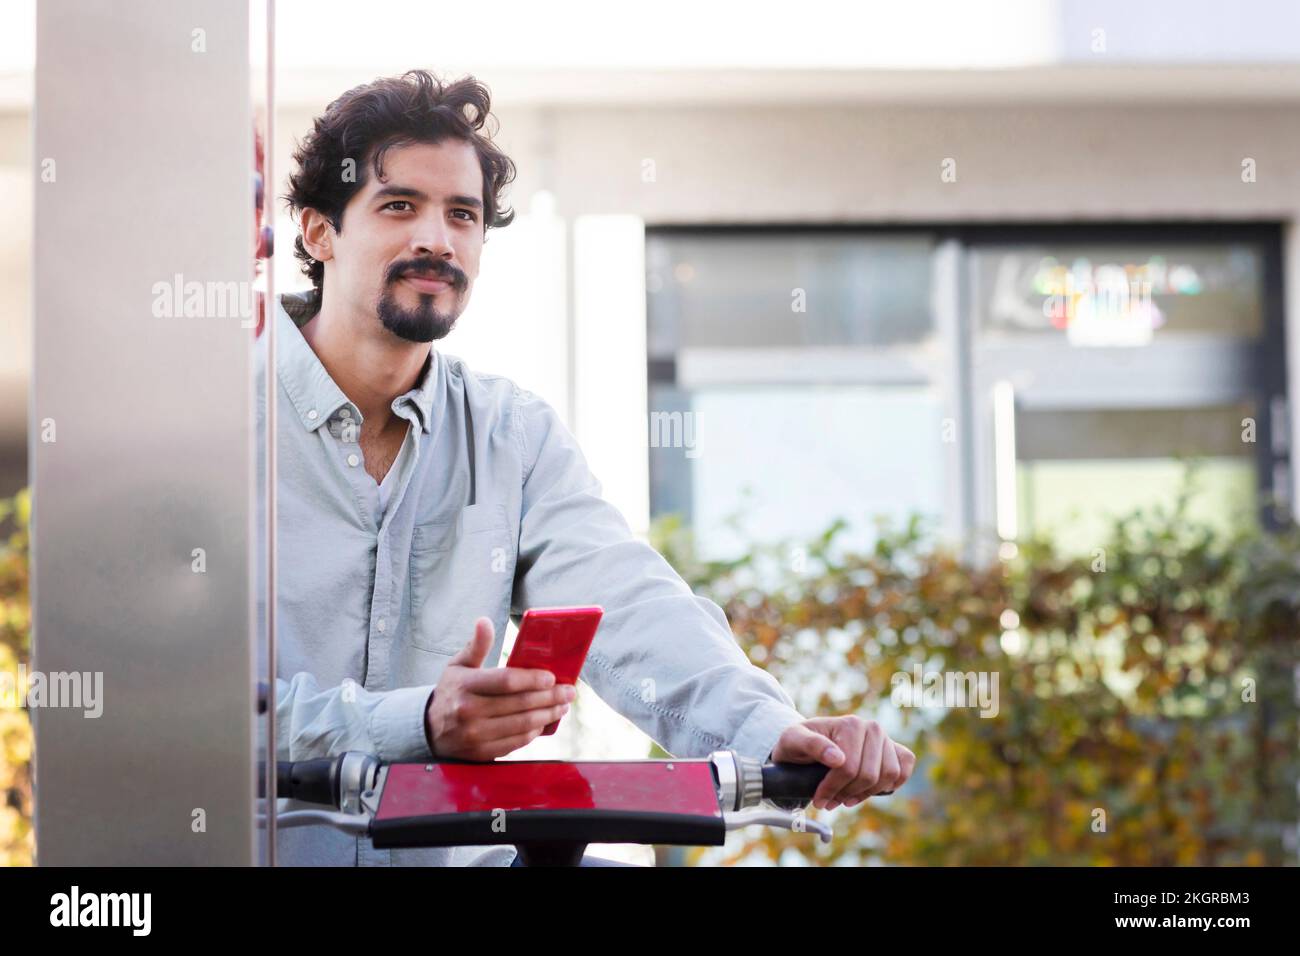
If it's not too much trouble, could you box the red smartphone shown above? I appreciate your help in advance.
[505,605,603,735]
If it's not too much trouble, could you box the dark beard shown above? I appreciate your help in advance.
[377,283,459,343]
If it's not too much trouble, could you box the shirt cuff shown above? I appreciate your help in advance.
[368,684,437,761]
[729,700,806,763]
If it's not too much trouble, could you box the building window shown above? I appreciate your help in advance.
[647,224,1287,560]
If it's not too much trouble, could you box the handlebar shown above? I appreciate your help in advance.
[259,757,338,805]
[257,750,895,855]
[261,750,884,813]
[259,752,380,813]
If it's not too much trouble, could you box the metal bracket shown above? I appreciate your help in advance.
[722,807,832,843]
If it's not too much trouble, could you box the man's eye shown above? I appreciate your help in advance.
[452,209,478,222]
[384,200,412,212]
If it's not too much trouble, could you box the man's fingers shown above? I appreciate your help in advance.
[450,616,496,668]
[870,738,902,797]
[812,722,864,809]
[894,743,916,787]
[844,735,896,802]
[463,664,556,696]
[781,724,845,764]
[826,720,882,808]
[461,702,570,744]
[472,684,575,718]
[844,742,909,807]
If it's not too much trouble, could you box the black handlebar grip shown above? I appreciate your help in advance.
[257,757,341,807]
[761,762,831,808]
[761,761,896,810]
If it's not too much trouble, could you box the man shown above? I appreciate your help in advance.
[260,69,915,866]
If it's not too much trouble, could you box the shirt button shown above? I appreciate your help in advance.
[339,408,353,419]
[307,409,318,420]
[346,453,359,467]
[376,618,387,633]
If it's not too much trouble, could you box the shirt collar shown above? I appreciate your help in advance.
[275,290,438,435]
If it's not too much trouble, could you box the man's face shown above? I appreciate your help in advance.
[317,139,485,343]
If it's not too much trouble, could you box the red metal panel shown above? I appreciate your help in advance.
[375,760,721,820]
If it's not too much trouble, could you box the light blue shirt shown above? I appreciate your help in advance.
[257,291,805,866]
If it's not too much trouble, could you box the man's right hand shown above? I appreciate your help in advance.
[423,616,575,761]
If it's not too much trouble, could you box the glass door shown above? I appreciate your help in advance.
[965,227,1286,559]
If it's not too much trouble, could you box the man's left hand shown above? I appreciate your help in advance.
[770,716,916,810]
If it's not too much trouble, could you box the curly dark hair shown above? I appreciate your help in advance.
[283,69,517,302]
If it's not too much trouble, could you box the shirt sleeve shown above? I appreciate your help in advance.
[510,386,805,761]
[273,672,436,763]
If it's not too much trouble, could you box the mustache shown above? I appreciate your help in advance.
[390,260,465,288]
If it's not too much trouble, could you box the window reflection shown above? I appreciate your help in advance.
[647,232,936,353]
[975,244,1263,342]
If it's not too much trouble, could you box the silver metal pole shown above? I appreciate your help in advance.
[264,0,279,866]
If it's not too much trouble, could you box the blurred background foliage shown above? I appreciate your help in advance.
[0,489,32,866]
[650,477,1299,866]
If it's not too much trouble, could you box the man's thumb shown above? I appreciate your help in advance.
[782,724,845,766]
[451,616,494,667]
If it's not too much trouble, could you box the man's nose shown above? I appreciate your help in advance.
[409,217,455,260]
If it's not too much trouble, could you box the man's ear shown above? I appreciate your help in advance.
[299,208,335,263]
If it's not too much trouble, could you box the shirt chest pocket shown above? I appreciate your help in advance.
[408,502,515,655]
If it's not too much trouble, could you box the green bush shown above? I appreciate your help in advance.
[651,487,1300,866]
